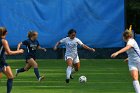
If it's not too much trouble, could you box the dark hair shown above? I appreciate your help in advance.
[0,27,7,37]
[123,29,133,39]
[27,31,38,39]
[68,29,76,36]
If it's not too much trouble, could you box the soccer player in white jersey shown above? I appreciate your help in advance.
[54,29,95,83]
[111,30,140,93]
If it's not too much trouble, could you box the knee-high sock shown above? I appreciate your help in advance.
[133,80,140,93]
[71,68,76,74]
[17,68,25,73]
[34,68,40,80]
[66,66,72,79]
[7,79,13,93]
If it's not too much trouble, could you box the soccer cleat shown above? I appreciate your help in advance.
[65,79,70,83]
[38,75,45,82]
[70,75,74,79]
[15,69,19,77]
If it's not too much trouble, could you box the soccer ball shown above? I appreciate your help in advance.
[79,76,87,83]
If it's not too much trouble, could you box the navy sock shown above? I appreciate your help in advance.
[7,79,13,93]
[34,68,40,80]
[17,68,25,73]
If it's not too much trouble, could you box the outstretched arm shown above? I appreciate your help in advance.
[17,42,22,50]
[111,45,132,58]
[54,42,61,51]
[82,44,95,52]
[2,39,24,55]
[37,46,46,52]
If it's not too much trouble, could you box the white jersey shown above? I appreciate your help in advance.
[60,37,83,57]
[126,38,140,63]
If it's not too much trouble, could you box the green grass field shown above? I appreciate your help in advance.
[0,59,135,93]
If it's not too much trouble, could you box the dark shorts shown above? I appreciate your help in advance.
[0,62,9,72]
[26,55,36,63]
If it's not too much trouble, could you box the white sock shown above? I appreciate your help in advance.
[66,66,72,79]
[71,68,76,74]
[133,80,140,93]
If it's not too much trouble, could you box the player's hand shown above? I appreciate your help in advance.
[19,49,24,54]
[43,48,47,52]
[53,46,57,51]
[124,58,128,63]
[111,52,119,58]
[90,48,95,52]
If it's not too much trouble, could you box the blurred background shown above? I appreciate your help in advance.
[126,0,140,34]
[1,0,140,59]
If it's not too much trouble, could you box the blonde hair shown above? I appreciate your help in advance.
[27,31,38,39]
[123,29,133,39]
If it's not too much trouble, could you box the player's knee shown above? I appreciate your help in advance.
[7,74,14,79]
[33,64,38,68]
[132,75,138,80]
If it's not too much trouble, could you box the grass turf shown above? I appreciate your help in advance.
[0,59,134,93]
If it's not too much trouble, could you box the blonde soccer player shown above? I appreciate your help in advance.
[54,29,95,83]
[15,31,46,81]
[0,27,24,93]
[111,30,140,93]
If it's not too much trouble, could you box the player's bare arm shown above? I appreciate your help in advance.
[17,42,23,50]
[37,46,46,52]
[111,45,132,58]
[2,39,24,55]
[124,58,128,63]
[82,44,95,52]
[54,42,61,50]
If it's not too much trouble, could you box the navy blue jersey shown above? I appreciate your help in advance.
[0,38,6,66]
[22,39,40,59]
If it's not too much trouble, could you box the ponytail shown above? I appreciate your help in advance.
[0,27,7,37]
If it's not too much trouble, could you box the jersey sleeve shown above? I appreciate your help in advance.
[60,38,67,44]
[76,38,83,46]
[127,39,135,47]
[22,40,28,45]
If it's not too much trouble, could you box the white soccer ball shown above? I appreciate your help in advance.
[79,76,87,83]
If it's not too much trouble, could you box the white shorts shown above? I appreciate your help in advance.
[65,55,80,64]
[128,62,140,71]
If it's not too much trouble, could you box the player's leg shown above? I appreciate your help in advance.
[70,62,80,79]
[131,70,140,93]
[129,62,140,93]
[27,58,43,81]
[3,66,14,93]
[73,62,80,72]
[70,55,80,79]
[16,63,31,76]
[65,57,73,83]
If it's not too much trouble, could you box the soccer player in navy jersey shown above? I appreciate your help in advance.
[15,31,46,81]
[0,27,24,93]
